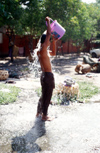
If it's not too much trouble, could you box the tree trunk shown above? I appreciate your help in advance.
[28,35,33,53]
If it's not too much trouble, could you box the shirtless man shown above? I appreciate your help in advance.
[36,16,58,121]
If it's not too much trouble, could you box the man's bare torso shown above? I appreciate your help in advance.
[37,48,52,72]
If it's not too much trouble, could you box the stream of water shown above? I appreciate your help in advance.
[27,30,55,78]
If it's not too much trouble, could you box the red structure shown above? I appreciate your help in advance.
[0,34,38,57]
[0,33,92,57]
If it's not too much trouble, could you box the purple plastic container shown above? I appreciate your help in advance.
[47,19,66,39]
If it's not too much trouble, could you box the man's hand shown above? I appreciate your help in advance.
[45,16,50,22]
[52,35,59,42]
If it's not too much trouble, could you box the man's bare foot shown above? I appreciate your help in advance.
[42,115,53,121]
[36,113,42,117]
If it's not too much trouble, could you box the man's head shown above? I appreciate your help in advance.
[41,34,46,44]
[40,34,51,44]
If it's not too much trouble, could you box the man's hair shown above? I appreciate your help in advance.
[40,34,51,44]
[41,34,46,44]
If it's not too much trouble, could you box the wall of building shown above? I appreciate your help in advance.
[0,34,93,57]
[0,34,9,56]
[0,34,38,57]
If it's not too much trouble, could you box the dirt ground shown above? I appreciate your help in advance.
[0,54,100,153]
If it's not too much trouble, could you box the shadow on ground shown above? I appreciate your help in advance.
[51,55,80,75]
[0,56,80,78]
[0,57,30,79]
[11,117,46,153]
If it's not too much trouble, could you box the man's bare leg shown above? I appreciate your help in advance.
[36,113,40,117]
[36,112,42,117]
[36,99,42,117]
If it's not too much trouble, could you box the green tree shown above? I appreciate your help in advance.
[0,0,23,44]
[95,1,100,37]
[18,0,45,52]
[44,0,81,40]
[85,2,100,50]
[96,0,100,3]
[69,2,96,52]
[0,0,23,29]
[44,0,92,52]
[1,0,100,55]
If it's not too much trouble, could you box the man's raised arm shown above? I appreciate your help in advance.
[49,37,58,56]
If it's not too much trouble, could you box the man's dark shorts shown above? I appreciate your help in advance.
[37,72,55,116]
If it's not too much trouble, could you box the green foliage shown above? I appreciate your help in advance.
[0,84,21,105]
[96,0,100,3]
[35,81,100,105]
[1,0,100,52]
[78,81,100,102]
[44,0,81,41]
[86,3,100,38]
[43,0,99,47]
[52,92,77,105]
[19,0,45,36]
[0,0,23,28]
[53,81,100,104]
[35,86,77,105]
